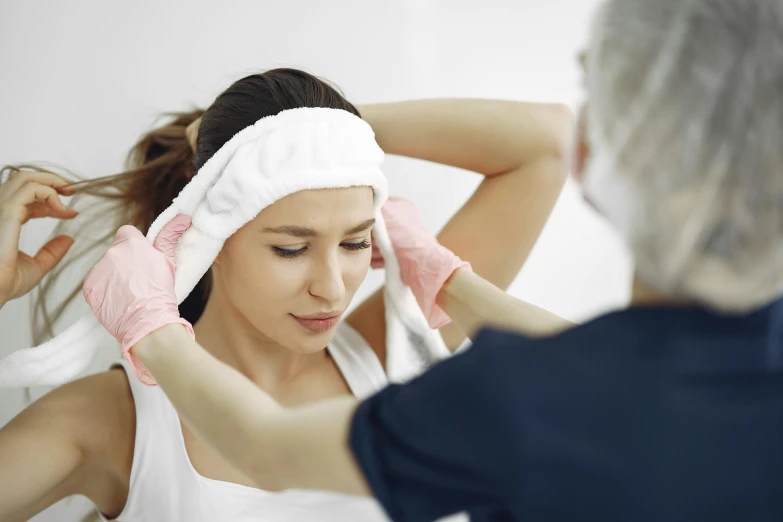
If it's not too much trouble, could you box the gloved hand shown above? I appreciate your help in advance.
[372,196,471,329]
[83,215,194,385]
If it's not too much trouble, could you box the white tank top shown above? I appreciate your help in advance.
[107,322,392,522]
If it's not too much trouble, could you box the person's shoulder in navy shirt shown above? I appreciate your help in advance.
[350,298,783,522]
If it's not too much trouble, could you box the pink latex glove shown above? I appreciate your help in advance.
[372,196,471,329]
[83,215,194,385]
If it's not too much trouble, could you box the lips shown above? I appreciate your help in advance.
[291,312,342,333]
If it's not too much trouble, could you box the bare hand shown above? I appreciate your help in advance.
[0,168,78,308]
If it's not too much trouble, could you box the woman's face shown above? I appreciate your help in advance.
[212,186,375,353]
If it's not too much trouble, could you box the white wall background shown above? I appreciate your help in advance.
[0,0,632,520]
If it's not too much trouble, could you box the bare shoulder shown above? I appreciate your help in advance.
[27,368,136,475]
[1,367,136,518]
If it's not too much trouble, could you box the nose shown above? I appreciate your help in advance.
[308,251,346,304]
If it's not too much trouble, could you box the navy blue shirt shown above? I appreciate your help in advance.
[350,299,783,521]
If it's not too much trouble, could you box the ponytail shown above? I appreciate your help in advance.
[25,109,207,345]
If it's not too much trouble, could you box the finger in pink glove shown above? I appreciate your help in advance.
[83,215,194,385]
[373,197,470,329]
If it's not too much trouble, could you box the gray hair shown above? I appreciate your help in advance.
[582,0,783,312]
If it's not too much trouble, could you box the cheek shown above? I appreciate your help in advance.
[219,241,305,314]
[220,237,372,308]
[341,250,372,294]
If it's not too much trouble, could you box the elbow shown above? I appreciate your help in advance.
[500,103,574,179]
[528,104,573,186]
[502,104,573,186]
[541,103,575,160]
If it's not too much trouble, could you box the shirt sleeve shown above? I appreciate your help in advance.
[349,329,532,522]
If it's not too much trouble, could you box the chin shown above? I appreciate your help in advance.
[284,329,338,354]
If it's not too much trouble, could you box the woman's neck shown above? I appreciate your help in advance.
[192,292,329,392]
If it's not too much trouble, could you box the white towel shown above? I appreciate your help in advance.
[0,107,449,388]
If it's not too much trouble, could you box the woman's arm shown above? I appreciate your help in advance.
[439,267,574,339]
[348,99,572,353]
[361,99,570,177]
[0,370,134,521]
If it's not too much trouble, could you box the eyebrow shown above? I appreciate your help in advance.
[263,218,376,238]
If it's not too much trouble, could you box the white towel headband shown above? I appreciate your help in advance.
[0,107,449,387]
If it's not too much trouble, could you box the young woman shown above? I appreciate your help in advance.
[0,68,570,521]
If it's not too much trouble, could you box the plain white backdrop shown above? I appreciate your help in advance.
[0,1,631,520]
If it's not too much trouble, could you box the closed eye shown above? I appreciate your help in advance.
[272,246,308,258]
[272,240,371,259]
[341,239,371,251]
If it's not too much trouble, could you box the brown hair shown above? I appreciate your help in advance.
[23,68,360,344]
